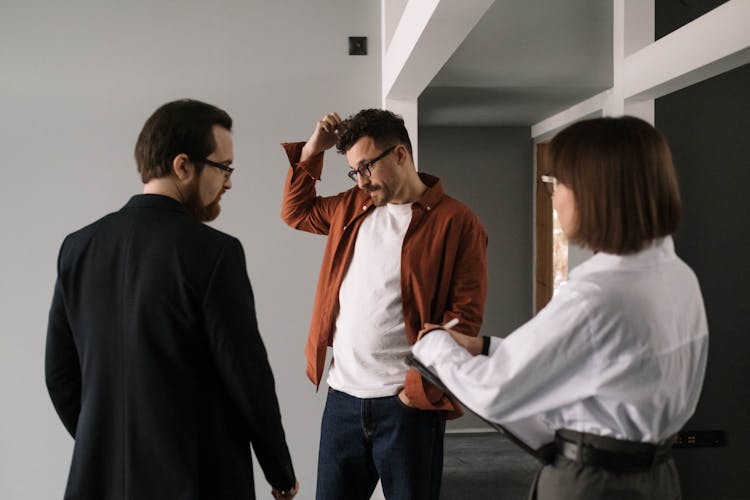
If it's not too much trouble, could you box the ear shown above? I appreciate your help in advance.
[395,144,409,167]
[172,154,195,182]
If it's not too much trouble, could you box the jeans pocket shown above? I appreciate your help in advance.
[394,394,420,412]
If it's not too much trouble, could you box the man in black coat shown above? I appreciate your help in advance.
[45,99,298,500]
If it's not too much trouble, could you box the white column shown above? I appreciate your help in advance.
[384,97,419,168]
[624,0,655,123]
[603,0,625,116]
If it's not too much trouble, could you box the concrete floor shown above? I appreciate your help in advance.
[441,432,540,500]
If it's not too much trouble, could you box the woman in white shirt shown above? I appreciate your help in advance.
[412,116,708,499]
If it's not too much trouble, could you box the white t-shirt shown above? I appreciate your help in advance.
[413,236,709,443]
[327,203,413,398]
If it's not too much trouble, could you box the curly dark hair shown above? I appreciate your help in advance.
[335,108,412,157]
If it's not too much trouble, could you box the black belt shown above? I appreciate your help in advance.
[554,429,675,472]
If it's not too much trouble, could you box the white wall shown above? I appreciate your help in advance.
[0,1,380,498]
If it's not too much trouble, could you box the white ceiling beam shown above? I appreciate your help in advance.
[382,0,495,102]
[530,90,607,139]
[624,0,750,101]
[382,0,409,55]
[533,0,749,139]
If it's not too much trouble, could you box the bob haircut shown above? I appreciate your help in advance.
[549,116,681,255]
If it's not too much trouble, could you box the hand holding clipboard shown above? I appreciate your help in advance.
[409,321,556,464]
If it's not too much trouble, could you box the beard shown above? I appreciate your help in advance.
[183,179,222,222]
[365,184,391,207]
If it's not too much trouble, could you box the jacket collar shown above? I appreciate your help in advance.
[353,172,445,212]
[122,194,189,214]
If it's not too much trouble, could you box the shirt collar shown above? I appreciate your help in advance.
[414,173,445,210]
[569,236,676,280]
[354,172,445,212]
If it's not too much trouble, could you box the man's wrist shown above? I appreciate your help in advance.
[300,143,322,163]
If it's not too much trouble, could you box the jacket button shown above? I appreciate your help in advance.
[426,206,431,211]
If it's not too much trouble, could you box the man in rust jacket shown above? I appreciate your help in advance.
[281,109,487,500]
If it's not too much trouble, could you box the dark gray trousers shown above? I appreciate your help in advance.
[530,455,681,500]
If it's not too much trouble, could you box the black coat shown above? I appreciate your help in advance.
[45,194,295,500]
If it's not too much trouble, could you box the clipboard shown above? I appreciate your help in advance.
[406,353,555,464]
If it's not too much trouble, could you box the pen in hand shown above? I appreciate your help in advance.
[437,318,484,356]
[441,318,460,330]
[417,318,461,341]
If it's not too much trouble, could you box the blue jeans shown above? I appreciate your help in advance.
[316,388,446,500]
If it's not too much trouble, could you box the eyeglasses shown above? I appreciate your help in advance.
[347,145,397,183]
[541,174,557,196]
[200,158,234,178]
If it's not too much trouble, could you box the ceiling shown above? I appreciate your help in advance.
[419,0,614,127]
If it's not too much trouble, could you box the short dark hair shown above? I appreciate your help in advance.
[134,99,232,183]
[549,115,681,255]
[336,108,412,157]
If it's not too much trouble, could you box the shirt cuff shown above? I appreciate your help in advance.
[280,141,324,180]
[487,336,501,356]
[412,330,473,367]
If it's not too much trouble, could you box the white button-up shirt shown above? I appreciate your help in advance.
[413,237,708,444]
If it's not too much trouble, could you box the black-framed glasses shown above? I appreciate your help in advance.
[199,158,234,178]
[347,145,397,183]
[541,174,557,196]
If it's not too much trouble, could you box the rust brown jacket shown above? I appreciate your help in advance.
[280,142,488,418]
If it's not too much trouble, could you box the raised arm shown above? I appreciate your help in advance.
[280,113,345,234]
[413,287,598,425]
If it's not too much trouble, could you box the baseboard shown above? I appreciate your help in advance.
[445,427,496,435]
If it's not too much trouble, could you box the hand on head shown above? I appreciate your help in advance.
[301,112,342,161]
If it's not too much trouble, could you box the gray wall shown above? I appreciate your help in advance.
[655,63,750,498]
[568,244,593,272]
[0,1,380,498]
[419,126,534,431]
